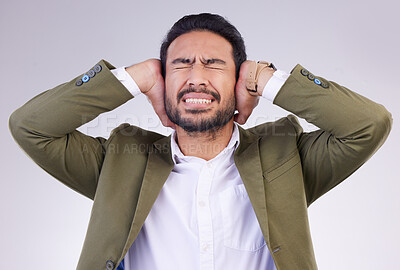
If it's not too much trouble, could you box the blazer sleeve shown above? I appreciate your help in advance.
[273,64,392,206]
[8,60,134,200]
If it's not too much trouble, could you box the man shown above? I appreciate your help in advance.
[9,13,392,270]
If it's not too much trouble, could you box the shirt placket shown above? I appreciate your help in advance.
[196,162,215,270]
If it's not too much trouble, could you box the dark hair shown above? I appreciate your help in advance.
[160,13,247,79]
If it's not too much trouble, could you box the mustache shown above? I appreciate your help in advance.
[177,87,220,104]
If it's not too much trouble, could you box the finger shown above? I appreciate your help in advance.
[164,117,176,129]
[157,110,175,129]
[234,113,241,124]
[234,112,246,125]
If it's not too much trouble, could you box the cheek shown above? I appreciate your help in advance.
[165,83,186,107]
[208,68,236,86]
[219,80,236,105]
[166,71,186,92]
[211,75,236,94]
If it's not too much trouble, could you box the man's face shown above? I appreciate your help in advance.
[165,31,237,133]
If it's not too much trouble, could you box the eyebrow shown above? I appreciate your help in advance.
[171,58,226,65]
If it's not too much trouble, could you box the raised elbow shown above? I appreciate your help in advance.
[368,104,393,149]
[9,109,23,144]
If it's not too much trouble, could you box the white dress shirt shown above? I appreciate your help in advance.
[111,66,289,270]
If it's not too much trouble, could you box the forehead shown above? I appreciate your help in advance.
[167,31,234,62]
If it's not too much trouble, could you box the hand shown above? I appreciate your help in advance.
[234,60,260,125]
[126,59,175,129]
[234,60,275,124]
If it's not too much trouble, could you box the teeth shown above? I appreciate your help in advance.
[184,98,212,104]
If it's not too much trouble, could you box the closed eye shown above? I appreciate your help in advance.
[202,58,225,70]
[174,66,191,70]
[205,66,223,70]
[206,67,223,72]
[174,65,222,70]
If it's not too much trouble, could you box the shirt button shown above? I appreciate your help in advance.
[201,243,209,252]
[198,201,206,207]
[206,163,212,168]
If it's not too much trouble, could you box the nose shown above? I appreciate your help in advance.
[187,64,209,88]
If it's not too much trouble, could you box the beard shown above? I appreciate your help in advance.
[165,87,236,133]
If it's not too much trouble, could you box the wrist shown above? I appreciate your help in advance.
[257,67,275,96]
[125,62,155,94]
[245,61,276,96]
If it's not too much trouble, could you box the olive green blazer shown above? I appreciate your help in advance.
[9,60,392,270]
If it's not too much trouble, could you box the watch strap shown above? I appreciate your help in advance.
[246,61,277,96]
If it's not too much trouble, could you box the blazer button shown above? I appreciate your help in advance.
[87,69,96,78]
[94,64,102,73]
[75,79,83,86]
[314,78,321,85]
[300,68,309,76]
[307,73,315,80]
[106,260,115,270]
[82,74,90,83]
[321,80,329,88]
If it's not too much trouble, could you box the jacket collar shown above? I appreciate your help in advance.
[123,126,269,255]
[122,135,174,255]
[234,126,269,243]
[170,123,240,164]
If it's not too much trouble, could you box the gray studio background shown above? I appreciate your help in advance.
[1,0,399,269]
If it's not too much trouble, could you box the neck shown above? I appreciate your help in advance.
[175,120,235,161]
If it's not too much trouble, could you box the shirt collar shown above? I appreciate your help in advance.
[170,123,240,164]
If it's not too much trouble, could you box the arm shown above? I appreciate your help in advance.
[235,62,392,205]
[274,64,392,205]
[8,59,167,199]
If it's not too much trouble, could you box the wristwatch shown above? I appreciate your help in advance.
[246,61,277,96]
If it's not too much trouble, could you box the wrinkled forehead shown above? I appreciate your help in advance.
[166,31,234,65]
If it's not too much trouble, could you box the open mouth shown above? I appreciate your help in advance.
[182,97,215,109]
[180,92,217,109]
[184,98,213,104]
[178,87,220,106]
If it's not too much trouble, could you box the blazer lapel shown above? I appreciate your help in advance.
[122,135,174,255]
[121,127,270,256]
[234,126,270,244]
